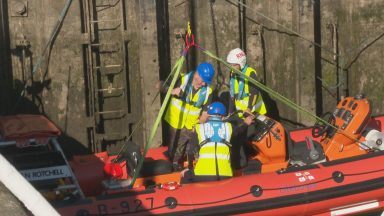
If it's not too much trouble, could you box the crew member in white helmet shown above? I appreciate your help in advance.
[226,48,267,169]
[226,48,267,119]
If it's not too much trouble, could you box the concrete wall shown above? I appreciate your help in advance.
[1,0,162,154]
[1,0,384,153]
[320,0,384,116]
[173,0,318,126]
[168,0,384,127]
[0,183,27,215]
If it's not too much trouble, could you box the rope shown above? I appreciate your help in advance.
[129,56,186,187]
[127,14,373,183]
[228,0,339,58]
[233,0,384,99]
[122,7,378,185]
[113,22,193,164]
[209,1,226,89]
[115,22,192,169]
[198,47,373,150]
[227,0,348,100]
[112,55,183,162]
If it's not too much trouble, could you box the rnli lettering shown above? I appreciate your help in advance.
[280,183,317,193]
[295,171,315,182]
[20,165,71,181]
[236,52,245,59]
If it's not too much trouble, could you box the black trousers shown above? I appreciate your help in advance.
[173,128,198,164]
[231,124,248,170]
[164,122,199,165]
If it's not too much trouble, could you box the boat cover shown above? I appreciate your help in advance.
[0,115,61,147]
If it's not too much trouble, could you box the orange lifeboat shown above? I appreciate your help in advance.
[57,95,384,215]
[1,96,384,215]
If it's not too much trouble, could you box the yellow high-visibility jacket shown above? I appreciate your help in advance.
[194,120,233,177]
[230,66,266,118]
[164,72,213,130]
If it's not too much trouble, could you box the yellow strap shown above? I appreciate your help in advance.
[187,21,192,36]
[201,48,369,149]
[130,56,186,187]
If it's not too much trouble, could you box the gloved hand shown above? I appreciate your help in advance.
[243,108,255,118]
[244,115,255,126]
[171,87,183,97]
[199,111,209,123]
[172,163,183,172]
[156,80,168,94]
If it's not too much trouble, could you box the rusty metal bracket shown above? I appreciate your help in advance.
[11,0,28,17]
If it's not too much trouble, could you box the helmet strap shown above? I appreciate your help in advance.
[209,115,223,121]
[241,64,248,73]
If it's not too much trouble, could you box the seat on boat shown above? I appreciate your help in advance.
[288,139,326,166]
[246,115,325,171]
[121,142,173,178]
[242,159,262,175]
[139,159,173,177]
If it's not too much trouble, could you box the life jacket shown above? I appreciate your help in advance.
[164,72,213,130]
[194,118,233,177]
[230,65,266,118]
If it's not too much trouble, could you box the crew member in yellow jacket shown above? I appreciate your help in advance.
[226,48,267,169]
[162,62,215,171]
[180,102,253,183]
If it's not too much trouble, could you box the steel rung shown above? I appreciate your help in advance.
[101,70,123,76]
[91,19,121,23]
[101,133,126,141]
[97,110,124,115]
[90,43,116,46]
[97,87,125,92]
[94,64,121,69]
[95,0,121,7]
[90,43,120,51]
[56,184,77,190]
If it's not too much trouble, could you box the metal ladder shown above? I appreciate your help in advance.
[83,0,130,153]
[0,137,85,199]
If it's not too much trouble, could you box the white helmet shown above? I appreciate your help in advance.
[226,48,247,69]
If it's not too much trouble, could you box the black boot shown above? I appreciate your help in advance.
[172,163,183,172]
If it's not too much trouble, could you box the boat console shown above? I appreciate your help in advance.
[318,94,372,160]
[248,115,288,173]
[246,94,384,173]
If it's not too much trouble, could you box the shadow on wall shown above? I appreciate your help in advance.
[58,134,90,160]
[4,79,90,159]
[260,91,280,121]
[9,79,53,115]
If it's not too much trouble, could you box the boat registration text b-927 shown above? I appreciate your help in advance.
[76,197,155,215]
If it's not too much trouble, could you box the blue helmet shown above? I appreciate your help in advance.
[208,102,227,116]
[197,62,215,84]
